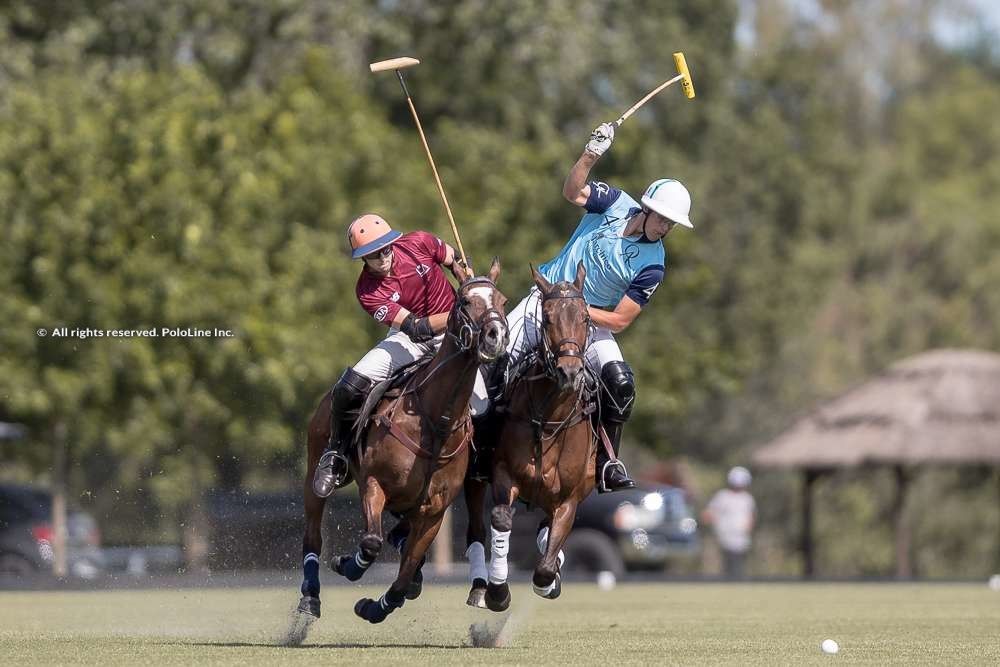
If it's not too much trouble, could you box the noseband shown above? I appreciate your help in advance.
[451,277,506,352]
[539,285,591,376]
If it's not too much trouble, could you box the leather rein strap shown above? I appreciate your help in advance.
[374,412,472,462]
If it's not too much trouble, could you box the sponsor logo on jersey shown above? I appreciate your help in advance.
[415,263,430,276]
[391,291,400,302]
[374,305,390,322]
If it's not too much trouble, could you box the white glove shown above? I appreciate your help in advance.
[585,122,615,157]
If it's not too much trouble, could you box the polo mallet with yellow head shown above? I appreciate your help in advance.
[614,52,696,128]
[369,56,469,268]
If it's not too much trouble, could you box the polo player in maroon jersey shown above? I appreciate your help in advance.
[312,213,484,497]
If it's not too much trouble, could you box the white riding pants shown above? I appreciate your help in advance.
[354,328,489,413]
[469,287,624,415]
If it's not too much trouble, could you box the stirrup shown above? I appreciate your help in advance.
[313,450,350,498]
[598,459,635,493]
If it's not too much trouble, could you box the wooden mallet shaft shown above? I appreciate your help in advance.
[615,52,696,127]
[368,56,468,266]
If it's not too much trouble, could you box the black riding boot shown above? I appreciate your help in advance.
[312,368,371,498]
[596,360,637,494]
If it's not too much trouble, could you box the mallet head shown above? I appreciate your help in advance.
[673,52,695,99]
[369,57,420,73]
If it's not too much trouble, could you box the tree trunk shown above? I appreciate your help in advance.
[51,421,68,578]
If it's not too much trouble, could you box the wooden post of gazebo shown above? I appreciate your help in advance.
[802,469,821,578]
[892,465,912,579]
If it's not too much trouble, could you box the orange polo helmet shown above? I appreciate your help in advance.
[347,214,402,259]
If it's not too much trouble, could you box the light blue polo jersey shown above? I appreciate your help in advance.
[539,181,666,308]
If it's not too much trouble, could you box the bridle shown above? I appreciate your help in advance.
[538,284,592,378]
[450,276,507,357]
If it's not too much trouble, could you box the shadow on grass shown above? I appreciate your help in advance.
[168,641,478,650]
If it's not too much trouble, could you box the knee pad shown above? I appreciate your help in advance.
[600,361,635,425]
[333,367,372,404]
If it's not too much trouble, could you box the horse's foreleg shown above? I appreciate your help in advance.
[463,478,489,608]
[386,518,426,600]
[533,499,578,600]
[333,476,385,582]
[298,478,327,617]
[354,511,445,624]
[484,466,518,612]
[298,409,330,618]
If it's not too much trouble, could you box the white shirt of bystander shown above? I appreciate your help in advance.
[707,489,756,553]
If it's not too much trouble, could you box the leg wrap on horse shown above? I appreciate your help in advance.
[488,505,513,584]
[336,534,382,581]
[466,542,488,585]
[301,552,321,597]
[354,587,406,624]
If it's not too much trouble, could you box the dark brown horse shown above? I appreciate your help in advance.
[298,260,507,623]
[474,261,598,611]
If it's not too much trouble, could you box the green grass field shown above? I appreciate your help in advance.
[1,582,998,665]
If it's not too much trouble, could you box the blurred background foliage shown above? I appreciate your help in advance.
[1,0,998,577]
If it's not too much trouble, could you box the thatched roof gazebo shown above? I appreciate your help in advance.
[752,348,1000,577]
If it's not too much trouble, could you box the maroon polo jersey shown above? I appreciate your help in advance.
[356,231,455,325]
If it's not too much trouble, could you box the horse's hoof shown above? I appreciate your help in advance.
[467,577,488,608]
[484,581,511,612]
[354,597,387,624]
[297,595,321,618]
[532,573,562,600]
[405,568,423,600]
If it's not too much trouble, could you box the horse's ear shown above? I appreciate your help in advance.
[487,256,501,284]
[531,263,552,293]
[574,260,586,292]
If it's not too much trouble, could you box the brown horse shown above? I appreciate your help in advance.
[476,261,598,611]
[298,260,507,623]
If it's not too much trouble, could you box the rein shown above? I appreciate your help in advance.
[504,284,598,504]
[376,278,504,465]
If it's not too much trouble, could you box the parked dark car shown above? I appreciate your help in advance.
[206,489,365,570]
[0,483,105,578]
[205,481,697,575]
[507,483,700,576]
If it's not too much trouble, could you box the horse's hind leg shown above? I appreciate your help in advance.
[464,478,489,608]
[533,500,578,600]
[332,476,385,581]
[485,466,518,612]
[355,511,445,624]
[298,399,332,618]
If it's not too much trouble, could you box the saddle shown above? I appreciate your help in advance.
[351,352,435,450]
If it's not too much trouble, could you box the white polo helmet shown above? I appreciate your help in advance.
[727,466,752,488]
[641,179,693,229]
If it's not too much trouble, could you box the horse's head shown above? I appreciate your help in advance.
[450,257,509,362]
[532,261,590,392]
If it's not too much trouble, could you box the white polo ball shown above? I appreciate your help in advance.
[596,570,616,591]
[988,574,1000,591]
[821,639,839,654]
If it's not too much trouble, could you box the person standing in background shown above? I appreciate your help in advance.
[702,466,756,579]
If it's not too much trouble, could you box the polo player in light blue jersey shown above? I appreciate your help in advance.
[472,121,694,493]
